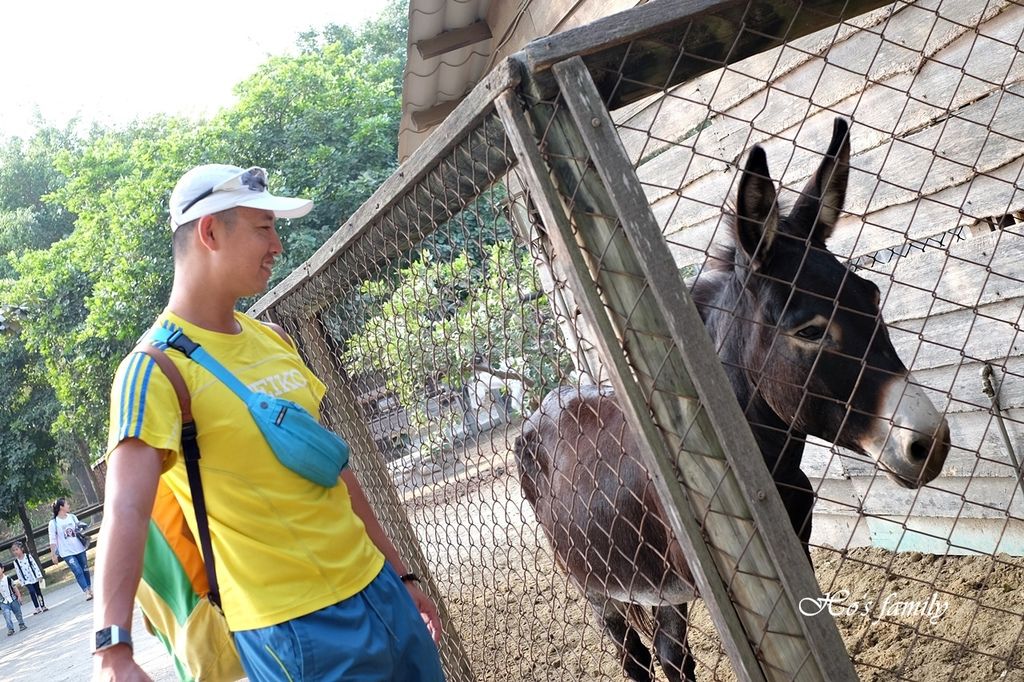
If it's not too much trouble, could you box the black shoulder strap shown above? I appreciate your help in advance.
[133,343,222,608]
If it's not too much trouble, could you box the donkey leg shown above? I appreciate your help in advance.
[590,597,654,682]
[653,603,697,682]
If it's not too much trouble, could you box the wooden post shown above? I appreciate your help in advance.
[282,314,478,682]
[550,55,858,681]
[496,53,854,679]
[497,91,765,682]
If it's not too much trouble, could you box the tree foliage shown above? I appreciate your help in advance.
[343,239,570,429]
[215,3,407,277]
[0,337,64,526]
[0,123,80,262]
[0,126,84,523]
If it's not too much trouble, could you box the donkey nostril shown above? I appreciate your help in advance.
[909,438,931,463]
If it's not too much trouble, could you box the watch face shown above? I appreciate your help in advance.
[95,629,113,649]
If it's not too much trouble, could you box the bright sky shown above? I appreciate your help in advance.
[0,0,395,139]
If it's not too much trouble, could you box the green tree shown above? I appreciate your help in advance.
[0,336,64,559]
[0,125,97,504]
[343,240,569,434]
[212,6,407,278]
[0,123,80,257]
[6,118,208,464]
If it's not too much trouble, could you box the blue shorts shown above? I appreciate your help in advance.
[233,565,445,681]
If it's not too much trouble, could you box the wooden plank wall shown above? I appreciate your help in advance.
[612,0,1024,554]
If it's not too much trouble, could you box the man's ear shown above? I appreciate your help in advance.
[195,215,219,252]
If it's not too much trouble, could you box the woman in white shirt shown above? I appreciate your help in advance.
[47,498,92,600]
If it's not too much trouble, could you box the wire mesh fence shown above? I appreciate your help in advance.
[251,0,1024,679]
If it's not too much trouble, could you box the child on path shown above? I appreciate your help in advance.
[11,542,47,614]
[0,572,27,636]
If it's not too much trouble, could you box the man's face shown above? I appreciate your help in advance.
[217,207,283,297]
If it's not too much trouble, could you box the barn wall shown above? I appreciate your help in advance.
[614,0,1024,553]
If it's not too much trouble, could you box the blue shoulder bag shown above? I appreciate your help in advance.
[151,323,349,488]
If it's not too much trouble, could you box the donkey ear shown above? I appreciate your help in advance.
[735,145,779,268]
[790,117,850,243]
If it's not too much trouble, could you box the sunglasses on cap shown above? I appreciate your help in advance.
[180,166,269,215]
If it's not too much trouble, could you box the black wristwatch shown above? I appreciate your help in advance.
[399,572,421,584]
[94,625,132,653]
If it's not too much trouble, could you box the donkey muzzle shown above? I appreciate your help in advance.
[863,375,951,488]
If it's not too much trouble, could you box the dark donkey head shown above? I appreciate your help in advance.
[693,118,950,488]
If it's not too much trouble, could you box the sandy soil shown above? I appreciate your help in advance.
[401,419,1024,682]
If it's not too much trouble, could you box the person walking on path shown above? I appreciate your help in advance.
[95,164,445,681]
[48,498,92,601]
[0,572,27,636]
[11,542,47,614]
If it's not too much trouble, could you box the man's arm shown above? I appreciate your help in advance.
[341,469,441,642]
[341,470,410,574]
[92,438,164,680]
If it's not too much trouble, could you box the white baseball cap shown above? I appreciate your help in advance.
[169,164,313,230]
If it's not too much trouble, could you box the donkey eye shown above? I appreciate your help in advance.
[794,325,827,341]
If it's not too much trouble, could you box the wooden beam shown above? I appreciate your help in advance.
[496,88,768,682]
[518,0,894,107]
[416,20,492,60]
[550,55,857,680]
[411,97,464,130]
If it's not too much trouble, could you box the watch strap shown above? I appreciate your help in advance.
[94,624,133,653]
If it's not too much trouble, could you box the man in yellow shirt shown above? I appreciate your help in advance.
[94,164,445,681]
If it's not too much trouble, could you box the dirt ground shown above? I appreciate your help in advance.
[403,419,1024,682]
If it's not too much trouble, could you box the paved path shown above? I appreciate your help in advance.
[0,582,179,681]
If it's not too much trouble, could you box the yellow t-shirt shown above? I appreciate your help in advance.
[107,311,385,631]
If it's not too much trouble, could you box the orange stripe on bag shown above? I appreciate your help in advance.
[150,480,208,596]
